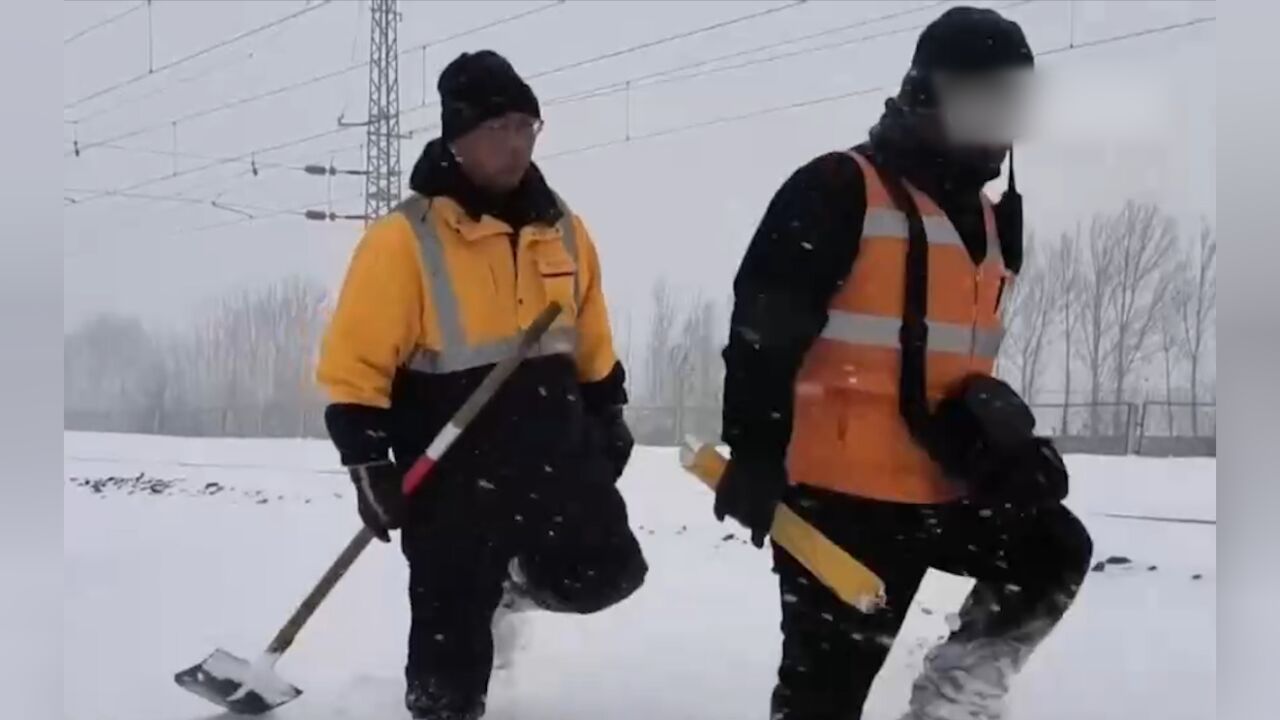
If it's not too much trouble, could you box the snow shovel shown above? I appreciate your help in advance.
[679,439,887,613]
[174,302,566,715]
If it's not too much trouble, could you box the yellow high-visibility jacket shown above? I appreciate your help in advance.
[315,189,626,479]
[316,193,619,411]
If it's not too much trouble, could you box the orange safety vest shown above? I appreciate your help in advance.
[785,150,1015,504]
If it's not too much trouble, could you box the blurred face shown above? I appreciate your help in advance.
[932,67,1035,179]
[450,112,544,194]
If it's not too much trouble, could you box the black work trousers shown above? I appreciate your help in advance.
[398,449,647,720]
[771,485,1094,720]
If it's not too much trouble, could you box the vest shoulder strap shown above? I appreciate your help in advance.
[874,166,932,438]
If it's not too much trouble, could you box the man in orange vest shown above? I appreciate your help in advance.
[715,8,1093,719]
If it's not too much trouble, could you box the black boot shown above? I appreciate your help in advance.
[405,678,485,720]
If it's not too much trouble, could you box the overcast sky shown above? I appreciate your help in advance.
[62,0,1216,341]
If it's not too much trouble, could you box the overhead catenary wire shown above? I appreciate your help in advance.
[536,12,1217,163]
[547,0,955,107]
[393,1,975,140]
[393,1,962,139]
[70,5,1214,216]
[553,1,1009,110]
[68,125,357,206]
[69,0,803,157]
[63,187,290,218]
[1038,14,1215,57]
[72,166,277,238]
[65,191,368,260]
[69,136,372,239]
[72,51,270,126]
[64,1,147,45]
[67,0,811,207]
[68,1,566,155]
[67,124,376,213]
[176,192,367,235]
[83,142,366,174]
[67,148,367,222]
[520,0,806,83]
[65,0,337,112]
[393,0,956,127]
[71,4,320,126]
[541,84,886,161]
[66,10,1214,261]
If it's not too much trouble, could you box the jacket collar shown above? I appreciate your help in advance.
[425,195,565,246]
[864,97,993,201]
[408,137,563,235]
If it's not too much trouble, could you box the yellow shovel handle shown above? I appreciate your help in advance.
[680,441,887,613]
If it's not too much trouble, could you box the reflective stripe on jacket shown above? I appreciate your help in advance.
[785,150,1014,503]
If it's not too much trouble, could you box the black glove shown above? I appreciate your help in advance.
[714,456,788,548]
[589,406,634,482]
[348,460,404,542]
[1003,437,1069,507]
[925,376,1067,508]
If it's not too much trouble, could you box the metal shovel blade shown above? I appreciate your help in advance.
[174,649,302,715]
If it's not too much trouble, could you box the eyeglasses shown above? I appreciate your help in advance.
[477,115,545,138]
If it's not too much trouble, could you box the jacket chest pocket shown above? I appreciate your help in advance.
[530,243,578,318]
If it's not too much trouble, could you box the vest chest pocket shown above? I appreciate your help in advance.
[531,242,579,318]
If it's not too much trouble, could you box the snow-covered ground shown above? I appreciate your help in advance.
[64,431,1215,720]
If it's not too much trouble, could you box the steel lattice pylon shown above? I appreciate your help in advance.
[363,0,401,223]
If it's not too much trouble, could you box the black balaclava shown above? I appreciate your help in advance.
[874,6,1034,190]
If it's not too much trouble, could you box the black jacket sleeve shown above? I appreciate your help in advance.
[580,360,629,415]
[324,403,393,467]
[721,151,866,464]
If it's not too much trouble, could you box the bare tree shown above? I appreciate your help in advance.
[643,278,678,406]
[635,280,729,443]
[617,308,635,398]
[1053,230,1084,433]
[161,275,330,436]
[674,295,726,440]
[997,232,1053,402]
[1174,220,1216,435]
[64,313,166,433]
[1071,201,1180,436]
[1155,292,1186,434]
[1075,213,1121,434]
[1106,200,1180,406]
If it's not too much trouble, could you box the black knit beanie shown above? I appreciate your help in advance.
[899,6,1033,110]
[438,50,541,141]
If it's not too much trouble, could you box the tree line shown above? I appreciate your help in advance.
[997,200,1216,437]
[65,199,1214,444]
[627,199,1216,444]
[65,276,331,437]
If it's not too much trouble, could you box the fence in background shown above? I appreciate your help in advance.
[66,399,1216,457]
[64,404,329,441]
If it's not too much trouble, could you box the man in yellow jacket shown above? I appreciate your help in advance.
[715,8,1092,720]
[316,50,646,720]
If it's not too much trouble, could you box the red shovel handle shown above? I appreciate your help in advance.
[402,456,436,498]
[401,301,564,497]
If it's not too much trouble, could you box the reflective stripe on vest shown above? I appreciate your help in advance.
[862,207,966,247]
[829,175,1007,359]
[396,196,579,374]
[821,310,1006,359]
